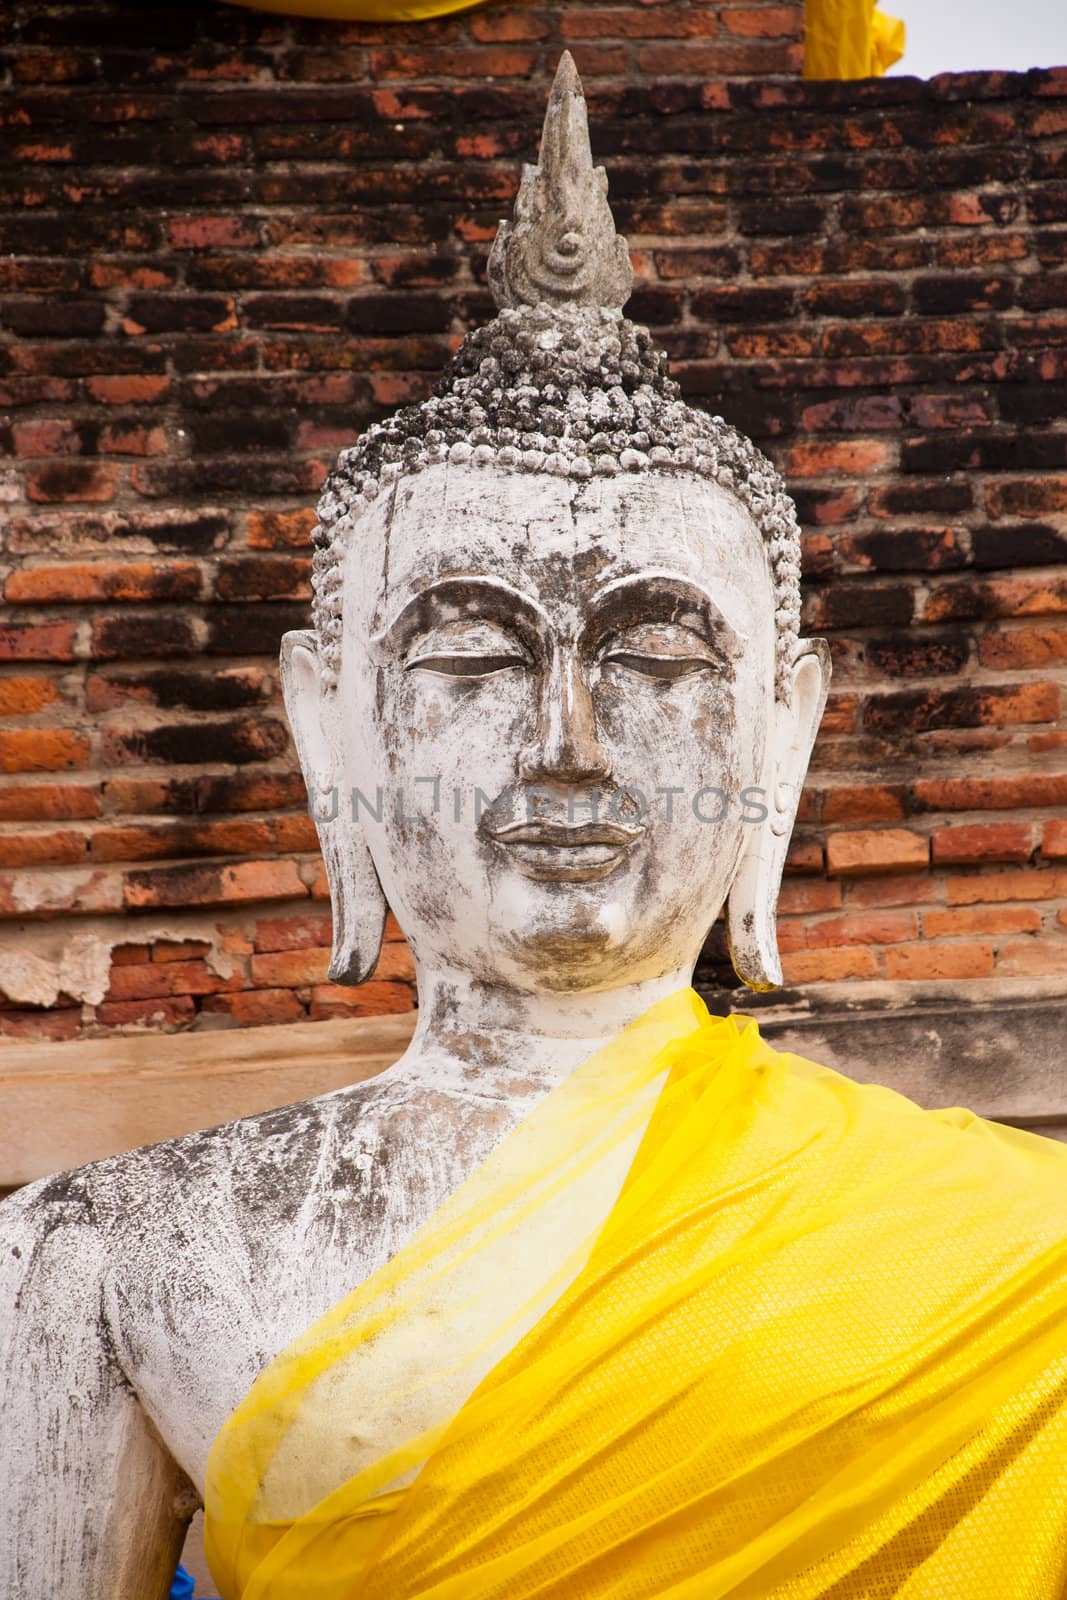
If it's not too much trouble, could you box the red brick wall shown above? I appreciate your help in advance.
[1,2,1065,1039]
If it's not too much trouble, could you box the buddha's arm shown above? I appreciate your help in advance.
[0,1177,192,1600]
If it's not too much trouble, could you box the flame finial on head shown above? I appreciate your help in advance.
[488,52,633,313]
[312,54,803,703]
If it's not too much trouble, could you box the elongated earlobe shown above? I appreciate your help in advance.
[317,820,388,985]
[726,640,831,991]
[280,630,387,985]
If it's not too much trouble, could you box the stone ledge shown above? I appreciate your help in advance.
[706,980,1067,1141]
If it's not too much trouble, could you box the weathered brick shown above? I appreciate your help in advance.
[214,557,311,603]
[994,940,1067,977]
[846,873,938,909]
[884,942,994,981]
[826,829,929,876]
[904,431,1067,475]
[1042,821,1067,860]
[6,560,201,604]
[721,6,802,38]
[0,1008,82,1042]
[780,947,877,983]
[817,693,858,735]
[86,374,171,404]
[94,995,198,1029]
[153,940,211,965]
[2,298,105,337]
[12,419,83,457]
[309,979,415,1020]
[932,823,1035,865]
[799,394,902,433]
[168,214,262,249]
[101,717,289,768]
[26,462,117,504]
[804,584,914,630]
[972,523,1067,571]
[945,868,1067,906]
[250,947,329,987]
[204,603,310,656]
[913,775,1067,813]
[924,906,1042,938]
[275,814,318,852]
[370,47,537,79]
[123,858,308,910]
[253,911,333,953]
[778,909,916,952]
[0,728,90,773]
[194,772,306,814]
[98,422,168,456]
[820,785,906,824]
[784,837,824,874]
[783,439,895,478]
[0,830,87,868]
[986,478,1067,518]
[86,666,274,713]
[0,675,61,716]
[912,275,1016,314]
[90,818,275,863]
[863,682,1059,735]
[922,574,1067,624]
[106,958,244,1002]
[838,527,965,574]
[90,612,200,661]
[776,879,843,915]
[867,481,974,518]
[246,508,317,550]
[125,293,235,334]
[866,634,971,677]
[0,782,100,822]
[200,988,306,1026]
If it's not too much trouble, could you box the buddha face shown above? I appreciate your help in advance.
[294,461,791,996]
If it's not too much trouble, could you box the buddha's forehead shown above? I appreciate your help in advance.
[345,461,772,634]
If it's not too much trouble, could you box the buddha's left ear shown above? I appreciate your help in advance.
[280,630,387,985]
[726,639,831,991]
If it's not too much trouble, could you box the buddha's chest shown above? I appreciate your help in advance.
[107,1088,526,1496]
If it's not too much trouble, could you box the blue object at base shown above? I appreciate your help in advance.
[170,1565,195,1600]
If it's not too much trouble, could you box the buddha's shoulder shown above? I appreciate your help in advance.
[1,1065,517,1263]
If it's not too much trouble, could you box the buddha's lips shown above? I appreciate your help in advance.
[489,820,641,846]
[485,819,643,882]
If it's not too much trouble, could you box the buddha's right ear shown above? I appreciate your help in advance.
[280,630,387,985]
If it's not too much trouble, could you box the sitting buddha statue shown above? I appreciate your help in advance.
[3,56,1067,1600]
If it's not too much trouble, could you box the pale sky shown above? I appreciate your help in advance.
[886,0,1067,77]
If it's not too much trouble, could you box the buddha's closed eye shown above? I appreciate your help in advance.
[599,623,722,682]
[405,619,531,679]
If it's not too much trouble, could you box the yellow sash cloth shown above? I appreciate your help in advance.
[205,989,1067,1598]
[804,0,906,78]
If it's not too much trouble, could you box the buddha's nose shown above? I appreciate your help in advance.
[518,650,613,785]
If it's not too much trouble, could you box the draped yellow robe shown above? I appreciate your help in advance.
[206,990,1067,1598]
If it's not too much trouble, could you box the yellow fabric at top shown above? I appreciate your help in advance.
[220,0,489,20]
[222,0,905,64]
[206,989,1067,1599]
[804,0,906,78]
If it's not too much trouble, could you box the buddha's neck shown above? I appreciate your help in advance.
[394,964,694,1097]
